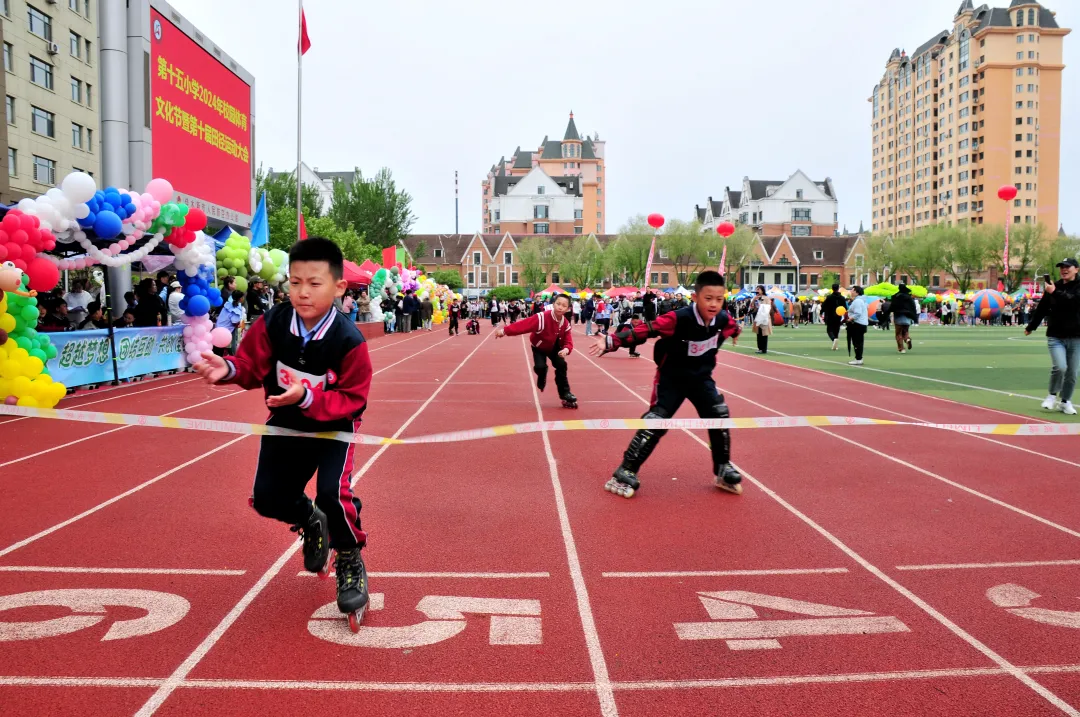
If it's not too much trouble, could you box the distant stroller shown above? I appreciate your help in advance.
[466,317,481,335]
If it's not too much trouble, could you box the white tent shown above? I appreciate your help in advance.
[674,286,692,296]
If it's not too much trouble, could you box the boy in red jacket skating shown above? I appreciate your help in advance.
[497,293,577,408]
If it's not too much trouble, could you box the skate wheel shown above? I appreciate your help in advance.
[318,551,334,580]
[621,487,635,498]
[348,605,367,633]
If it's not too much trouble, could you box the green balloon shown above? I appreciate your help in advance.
[44,344,57,359]
[259,264,276,281]
[216,249,228,260]
[179,203,190,216]
[217,267,228,278]
[29,348,46,361]
[233,276,248,294]
[20,305,38,323]
[16,336,31,350]
[13,315,26,332]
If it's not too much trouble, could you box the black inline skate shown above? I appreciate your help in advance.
[334,547,370,633]
[292,505,331,577]
[560,391,578,409]
[714,463,744,495]
[605,466,640,498]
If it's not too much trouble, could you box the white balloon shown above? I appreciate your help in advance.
[46,187,64,200]
[17,198,36,212]
[61,171,98,203]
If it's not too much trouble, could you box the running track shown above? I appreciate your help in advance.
[3,328,1080,715]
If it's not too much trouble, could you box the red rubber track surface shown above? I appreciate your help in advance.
[2,329,1080,716]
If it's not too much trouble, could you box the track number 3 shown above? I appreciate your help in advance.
[276,362,326,391]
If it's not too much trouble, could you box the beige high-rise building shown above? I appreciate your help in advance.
[870,1,1068,237]
[1,0,99,205]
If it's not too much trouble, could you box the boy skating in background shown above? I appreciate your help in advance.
[588,271,743,497]
[194,238,372,630]
[497,292,578,408]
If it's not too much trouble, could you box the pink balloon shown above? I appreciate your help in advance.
[108,243,120,255]
[209,327,233,348]
[192,323,207,336]
[186,352,202,365]
[146,178,174,204]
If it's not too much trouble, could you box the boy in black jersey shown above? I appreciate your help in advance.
[588,271,743,498]
[194,238,372,626]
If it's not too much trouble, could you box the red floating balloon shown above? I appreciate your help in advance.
[184,207,207,232]
[12,258,26,272]
[0,244,6,261]
[647,213,665,229]
[997,185,1018,201]
[24,256,59,292]
[0,213,19,233]
[19,213,35,231]
[10,229,27,245]
[716,221,736,238]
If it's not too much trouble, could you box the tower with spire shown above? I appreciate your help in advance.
[480,111,606,234]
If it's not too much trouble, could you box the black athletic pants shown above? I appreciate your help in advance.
[251,423,365,550]
[533,347,571,395]
[756,331,768,353]
[826,320,842,342]
[848,322,867,360]
[649,371,731,473]
[448,316,459,335]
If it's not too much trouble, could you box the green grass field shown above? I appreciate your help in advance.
[729,324,1079,423]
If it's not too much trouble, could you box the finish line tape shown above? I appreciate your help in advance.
[1,405,1077,445]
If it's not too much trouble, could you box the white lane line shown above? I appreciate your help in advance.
[582,352,1080,717]
[723,346,1050,422]
[372,335,455,373]
[133,333,496,717]
[896,559,1080,572]
[0,565,245,575]
[0,435,249,559]
[719,386,1080,542]
[0,388,243,469]
[297,571,551,579]
[366,332,429,352]
[10,663,1080,692]
[523,340,617,717]
[0,376,201,428]
[720,361,1080,470]
[730,343,1045,402]
[602,568,849,578]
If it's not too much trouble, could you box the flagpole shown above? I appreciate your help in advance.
[296,0,303,241]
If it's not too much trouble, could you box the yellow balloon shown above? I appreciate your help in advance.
[10,347,28,361]
[835,306,847,317]
[0,359,20,380]
[0,377,10,397]
[36,373,53,384]
[53,382,67,402]
[0,313,14,333]
[16,395,38,407]
[0,346,6,362]
[10,374,31,397]
[22,356,44,376]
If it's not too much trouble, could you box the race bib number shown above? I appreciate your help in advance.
[686,335,718,357]
[276,361,327,391]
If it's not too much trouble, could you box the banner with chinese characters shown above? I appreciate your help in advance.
[46,326,187,387]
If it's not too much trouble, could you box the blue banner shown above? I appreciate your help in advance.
[46,326,188,387]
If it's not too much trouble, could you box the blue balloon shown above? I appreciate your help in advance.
[92,210,123,239]
[178,297,188,311]
[120,193,131,205]
[123,202,136,216]
[77,213,95,229]
[185,294,210,317]
[207,288,222,307]
[183,284,199,298]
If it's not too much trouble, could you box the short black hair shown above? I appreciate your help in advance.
[87,301,101,314]
[831,283,840,291]
[554,293,572,305]
[288,237,343,280]
[852,285,864,295]
[694,270,725,292]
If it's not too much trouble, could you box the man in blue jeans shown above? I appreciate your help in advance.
[1026,257,1080,416]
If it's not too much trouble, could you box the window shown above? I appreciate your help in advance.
[70,76,82,102]
[535,223,549,234]
[472,252,480,265]
[7,148,14,177]
[533,205,548,219]
[536,186,545,195]
[84,0,89,15]
[28,6,52,41]
[574,227,582,235]
[69,0,78,8]
[813,250,824,260]
[503,252,512,265]
[658,248,669,259]
[792,225,811,236]
[1016,84,1023,93]
[86,128,92,151]
[551,272,559,284]
[511,272,519,285]
[30,106,54,137]
[30,57,53,89]
[596,211,602,219]
[493,210,499,221]
[4,96,12,125]
[574,209,582,219]
[70,31,81,58]
[84,39,91,64]
[433,248,443,259]
[467,271,474,285]
[650,272,659,285]
[792,208,811,221]
[795,189,803,199]
[71,122,82,148]
[32,155,55,185]
[3,43,11,73]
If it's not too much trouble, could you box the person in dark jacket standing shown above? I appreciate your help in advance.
[887,284,919,353]
[821,284,847,351]
[582,295,596,336]
[1026,257,1080,415]
[401,290,418,333]
[643,291,657,321]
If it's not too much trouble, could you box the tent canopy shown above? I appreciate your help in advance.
[605,286,638,297]
[342,260,375,287]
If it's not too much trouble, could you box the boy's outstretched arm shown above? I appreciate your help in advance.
[219,316,273,390]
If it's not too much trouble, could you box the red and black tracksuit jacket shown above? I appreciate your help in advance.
[604,304,740,379]
[503,309,575,355]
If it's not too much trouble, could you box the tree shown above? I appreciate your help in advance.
[431,269,463,290]
[413,240,428,261]
[818,270,840,290]
[1034,233,1080,281]
[517,236,555,292]
[942,226,993,293]
[255,165,323,249]
[328,168,416,249]
[660,219,715,286]
[893,226,948,287]
[608,216,656,286]
[862,233,897,283]
[304,215,381,265]
[488,286,527,301]
[718,224,758,290]
[985,222,1051,291]
[557,236,608,290]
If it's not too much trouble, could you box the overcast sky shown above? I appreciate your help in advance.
[174,0,1078,236]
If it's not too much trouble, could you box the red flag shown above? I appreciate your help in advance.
[299,212,308,240]
[299,9,311,56]
[643,237,657,290]
[718,244,727,277]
